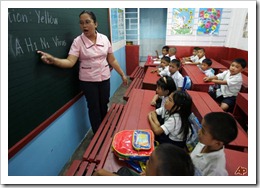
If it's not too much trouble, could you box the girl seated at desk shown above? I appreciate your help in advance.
[148,91,192,149]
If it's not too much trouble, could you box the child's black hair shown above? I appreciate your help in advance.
[156,76,176,94]
[204,112,238,145]
[161,56,171,64]
[198,47,205,52]
[193,47,200,51]
[170,59,181,68]
[202,58,212,66]
[168,91,192,141]
[233,58,247,68]
[155,143,195,176]
[162,46,170,52]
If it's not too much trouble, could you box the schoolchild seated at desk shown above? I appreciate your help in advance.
[150,56,170,77]
[168,47,177,61]
[155,45,169,59]
[190,112,238,176]
[148,91,192,150]
[182,46,200,63]
[199,58,215,77]
[203,58,247,112]
[168,59,184,91]
[93,143,195,176]
[150,76,177,109]
[183,47,206,66]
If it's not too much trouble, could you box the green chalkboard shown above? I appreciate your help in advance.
[8,8,110,149]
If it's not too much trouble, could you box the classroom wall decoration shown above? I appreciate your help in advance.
[243,13,248,38]
[111,8,125,43]
[197,8,223,35]
[171,8,195,35]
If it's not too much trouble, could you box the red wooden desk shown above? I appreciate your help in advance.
[144,55,160,72]
[210,58,228,74]
[186,90,223,122]
[225,148,248,176]
[99,89,156,172]
[233,92,248,129]
[142,67,161,90]
[182,65,214,92]
[186,90,248,151]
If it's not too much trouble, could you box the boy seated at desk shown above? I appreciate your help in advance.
[168,59,184,91]
[168,47,177,61]
[203,58,247,112]
[182,46,200,63]
[190,112,238,176]
[155,45,169,59]
[183,47,206,66]
[93,143,195,176]
[199,58,215,77]
[150,56,170,77]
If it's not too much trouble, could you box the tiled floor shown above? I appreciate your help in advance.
[59,62,146,175]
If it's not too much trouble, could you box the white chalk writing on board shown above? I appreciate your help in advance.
[9,9,67,58]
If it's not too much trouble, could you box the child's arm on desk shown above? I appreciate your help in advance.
[151,94,159,106]
[203,75,227,85]
[148,111,164,135]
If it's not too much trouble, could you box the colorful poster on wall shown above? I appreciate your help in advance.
[197,8,223,35]
[171,8,195,35]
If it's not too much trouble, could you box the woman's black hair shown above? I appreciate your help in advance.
[79,10,97,24]
[168,91,192,141]
[155,143,195,176]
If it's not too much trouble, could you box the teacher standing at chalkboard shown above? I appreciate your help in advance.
[37,10,127,134]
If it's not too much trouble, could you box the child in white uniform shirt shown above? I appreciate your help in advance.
[168,59,184,91]
[168,47,177,61]
[148,91,192,149]
[155,45,169,59]
[200,58,215,77]
[190,112,238,176]
[182,46,200,63]
[203,58,247,112]
[151,56,170,77]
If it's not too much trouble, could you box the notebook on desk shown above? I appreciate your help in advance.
[153,60,161,64]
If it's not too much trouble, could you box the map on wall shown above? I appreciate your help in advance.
[111,8,124,43]
[197,8,223,35]
[171,8,195,35]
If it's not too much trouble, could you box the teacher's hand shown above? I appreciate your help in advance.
[121,75,128,86]
[37,51,55,65]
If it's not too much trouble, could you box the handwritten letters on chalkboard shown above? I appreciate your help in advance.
[9,9,67,57]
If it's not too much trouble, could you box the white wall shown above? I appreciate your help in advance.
[225,9,248,50]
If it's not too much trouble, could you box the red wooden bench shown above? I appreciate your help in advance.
[82,103,124,163]
[186,90,248,152]
[65,103,125,175]
[225,148,248,176]
[129,66,145,80]
[123,77,143,101]
[233,92,248,131]
[65,160,96,176]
